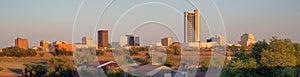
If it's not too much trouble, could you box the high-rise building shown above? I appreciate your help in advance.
[161,37,172,46]
[15,37,28,49]
[120,35,140,47]
[184,9,200,43]
[98,30,109,48]
[238,33,255,48]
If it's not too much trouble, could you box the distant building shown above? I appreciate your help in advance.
[161,37,172,46]
[53,41,74,51]
[183,42,216,48]
[82,36,93,45]
[184,9,200,43]
[207,35,226,45]
[155,42,162,46]
[120,35,140,47]
[40,40,51,51]
[98,30,109,48]
[15,37,28,49]
[76,36,98,49]
[238,33,255,48]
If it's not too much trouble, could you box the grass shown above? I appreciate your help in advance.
[0,51,216,76]
[0,57,52,76]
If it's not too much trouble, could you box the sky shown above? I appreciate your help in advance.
[0,0,299,47]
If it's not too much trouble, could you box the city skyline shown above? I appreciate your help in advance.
[0,0,300,47]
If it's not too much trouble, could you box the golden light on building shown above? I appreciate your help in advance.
[184,9,200,43]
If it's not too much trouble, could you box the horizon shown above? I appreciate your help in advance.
[0,0,299,48]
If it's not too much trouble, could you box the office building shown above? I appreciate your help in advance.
[120,35,140,47]
[207,35,226,45]
[53,41,74,51]
[238,33,256,48]
[98,30,109,48]
[76,36,98,49]
[40,40,51,50]
[15,37,28,49]
[184,9,200,43]
[82,36,93,45]
[161,37,172,46]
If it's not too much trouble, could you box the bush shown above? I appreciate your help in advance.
[47,57,79,77]
[0,46,37,57]
[0,67,3,71]
[52,49,73,56]
[96,50,105,56]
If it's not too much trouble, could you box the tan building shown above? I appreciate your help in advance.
[53,41,74,51]
[161,37,172,47]
[238,33,256,48]
[207,35,226,45]
[40,40,51,50]
[98,30,109,48]
[82,36,93,45]
[15,37,28,49]
[76,36,98,49]
[184,9,200,43]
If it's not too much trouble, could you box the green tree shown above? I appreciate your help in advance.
[47,57,78,77]
[106,67,122,77]
[34,65,47,77]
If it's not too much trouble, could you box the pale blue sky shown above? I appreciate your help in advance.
[0,0,299,47]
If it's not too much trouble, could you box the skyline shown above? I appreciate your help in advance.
[0,0,300,47]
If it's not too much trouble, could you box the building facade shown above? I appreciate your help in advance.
[238,33,256,48]
[53,41,74,51]
[76,36,98,49]
[207,35,226,45]
[184,9,200,43]
[40,40,51,51]
[15,37,28,49]
[161,37,172,46]
[98,30,109,48]
[82,36,93,45]
[120,35,140,47]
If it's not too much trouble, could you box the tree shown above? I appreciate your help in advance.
[222,36,300,77]
[143,53,151,65]
[96,50,105,56]
[106,67,122,77]
[24,64,34,77]
[34,65,47,77]
[47,57,78,77]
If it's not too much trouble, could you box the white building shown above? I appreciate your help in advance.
[207,35,226,45]
[120,35,140,47]
[76,36,98,49]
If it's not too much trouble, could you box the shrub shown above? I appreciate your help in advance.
[0,67,4,71]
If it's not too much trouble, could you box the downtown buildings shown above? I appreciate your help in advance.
[75,36,98,49]
[120,35,140,47]
[184,9,200,43]
[161,37,173,47]
[98,30,109,48]
[238,33,256,49]
[15,37,29,49]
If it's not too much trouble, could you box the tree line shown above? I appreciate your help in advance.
[0,46,37,57]
[221,36,300,77]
